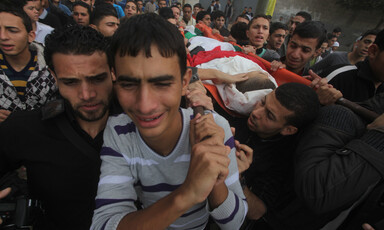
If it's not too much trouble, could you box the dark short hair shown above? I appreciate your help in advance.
[0,0,33,32]
[275,83,320,128]
[193,3,202,9]
[236,14,249,22]
[196,10,209,23]
[159,7,174,20]
[374,29,384,51]
[183,3,191,10]
[230,22,248,41]
[293,21,326,49]
[270,22,288,34]
[296,11,312,21]
[44,25,111,72]
[211,10,225,21]
[90,3,117,25]
[110,13,187,77]
[73,1,92,15]
[326,33,336,40]
[248,14,269,30]
[360,29,379,40]
[333,27,342,33]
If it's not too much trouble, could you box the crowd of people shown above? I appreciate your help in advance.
[0,0,384,230]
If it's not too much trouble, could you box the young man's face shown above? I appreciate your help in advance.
[125,2,138,18]
[355,34,376,58]
[114,45,191,142]
[52,52,113,122]
[327,37,337,47]
[268,28,286,50]
[201,14,211,26]
[193,6,200,15]
[246,17,270,49]
[73,5,90,26]
[247,90,295,138]
[158,0,166,8]
[183,6,192,20]
[288,15,305,35]
[315,42,328,57]
[214,16,225,30]
[286,34,318,74]
[137,1,143,10]
[0,12,35,58]
[94,16,119,37]
[171,7,180,20]
[23,1,40,22]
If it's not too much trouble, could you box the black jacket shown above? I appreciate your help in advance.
[0,100,103,230]
[325,60,384,102]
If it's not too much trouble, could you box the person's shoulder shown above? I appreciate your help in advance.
[320,63,357,80]
[37,21,54,32]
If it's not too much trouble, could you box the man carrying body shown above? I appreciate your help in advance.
[0,25,115,229]
[72,1,91,26]
[91,13,247,230]
[90,4,119,37]
[244,14,280,62]
[271,21,326,76]
[0,3,56,122]
[309,30,378,75]
[266,22,288,56]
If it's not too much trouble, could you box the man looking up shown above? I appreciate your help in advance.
[0,24,115,229]
[91,13,247,230]
[244,14,280,62]
[90,3,119,37]
[72,1,91,26]
[182,3,196,26]
[309,30,378,75]
[0,2,56,122]
[266,22,288,56]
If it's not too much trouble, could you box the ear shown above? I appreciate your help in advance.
[28,30,36,44]
[246,29,250,39]
[368,44,379,59]
[280,125,298,136]
[181,68,192,96]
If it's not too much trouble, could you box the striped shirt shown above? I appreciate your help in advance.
[91,108,247,230]
[0,50,37,101]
